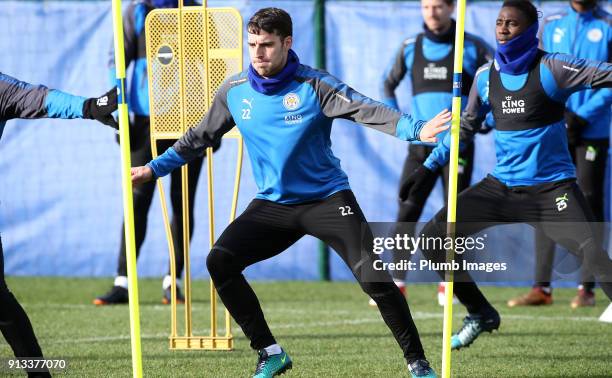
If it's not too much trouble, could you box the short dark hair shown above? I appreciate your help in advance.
[502,0,540,25]
[247,8,293,40]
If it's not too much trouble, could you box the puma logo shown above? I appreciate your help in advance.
[242,98,253,109]
[555,193,569,212]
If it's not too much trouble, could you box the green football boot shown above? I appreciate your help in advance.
[408,359,437,378]
[253,349,292,378]
[451,308,500,350]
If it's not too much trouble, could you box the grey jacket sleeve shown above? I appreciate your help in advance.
[0,73,49,121]
[310,71,424,141]
[541,53,612,97]
[172,79,235,161]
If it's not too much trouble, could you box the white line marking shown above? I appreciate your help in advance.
[41,310,604,345]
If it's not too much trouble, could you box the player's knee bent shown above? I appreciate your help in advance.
[206,247,241,283]
[359,281,398,299]
[397,204,424,223]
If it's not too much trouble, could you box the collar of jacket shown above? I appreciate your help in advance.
[567,4,598,21]
[423,19,456,44]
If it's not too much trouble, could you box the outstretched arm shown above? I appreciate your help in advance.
[412,109,452,143]
[0,72,117,127]
[573,43,612,121]
[398,71,490,207]
[540,53,612,102]
[423,64,491,171]
[312,71,449,142]
[133,79,235,184]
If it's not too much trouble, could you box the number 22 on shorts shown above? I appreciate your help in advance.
[339,206,353,216]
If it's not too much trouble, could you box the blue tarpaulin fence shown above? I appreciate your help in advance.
[1,1,609,284]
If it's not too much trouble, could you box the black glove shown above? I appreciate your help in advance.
[399,165,439,206]
[83,87,118,129]
[477,112,494,134]
[477,124,493,134]
[564,110,588,147]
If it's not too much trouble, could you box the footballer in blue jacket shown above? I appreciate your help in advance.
[411,0,612,353]
[132,7,451,378]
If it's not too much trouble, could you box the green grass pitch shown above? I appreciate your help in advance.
[2,277,611,377]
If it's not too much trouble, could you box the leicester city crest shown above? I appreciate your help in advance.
[283,92,300,111]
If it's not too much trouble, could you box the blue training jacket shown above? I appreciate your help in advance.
[424,53,612,187]
[540,5,612,139]
[0,72,85,139]
[148,65,427,204]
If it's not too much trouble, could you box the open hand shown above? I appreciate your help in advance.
[419,109,452,143]
[131,166,154,185]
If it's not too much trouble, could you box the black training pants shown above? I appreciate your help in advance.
[206,190,426,363]
[392,143,474,280]
[534,139,608,289]
[0,236,50,377]
[116,116,204,278]
[420,175,612,314]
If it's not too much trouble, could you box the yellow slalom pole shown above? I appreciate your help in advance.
[442,0,467,377]
[111,1,143,377]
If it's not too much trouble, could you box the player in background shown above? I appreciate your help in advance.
[379,0,493,306]
[94,0,208,306]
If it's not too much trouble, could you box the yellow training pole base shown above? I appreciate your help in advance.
[169,336,233,350]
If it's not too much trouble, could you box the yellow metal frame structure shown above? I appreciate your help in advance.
[145,2,243,350]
